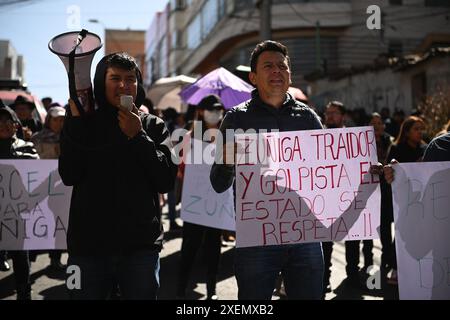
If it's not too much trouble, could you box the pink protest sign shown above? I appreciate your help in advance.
[235,126,380,248]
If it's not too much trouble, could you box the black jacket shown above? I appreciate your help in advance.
[20,118,43,135]
[59,55,177,256]
[423,132,450,162]
[386,141,427,163]
[210,90,323,193]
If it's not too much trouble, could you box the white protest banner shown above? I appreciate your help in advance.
[392,162,450,300]
[235,126,380,248]
[0,160,71,250]
[181,140,235,231]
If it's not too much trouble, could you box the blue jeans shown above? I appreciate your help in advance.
[234,243,323,300]
[67,249,160,300]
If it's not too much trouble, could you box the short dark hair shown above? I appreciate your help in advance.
[105,52,138,71]
[197,94,224,110]
[326,100,346,115]
[105,52,142,83]
[250,40,290,72]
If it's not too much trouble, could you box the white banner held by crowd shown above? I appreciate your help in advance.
[0,160,71,250]
[181,141,235,231]
[235,126,380,248]
[392,162,450,300]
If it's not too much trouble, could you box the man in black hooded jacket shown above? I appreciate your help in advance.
[59,52,177,299]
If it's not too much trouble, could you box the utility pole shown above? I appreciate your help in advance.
[259,0,272,40]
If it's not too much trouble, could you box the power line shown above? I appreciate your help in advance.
[0,0,34,7]
[284,4,449,27]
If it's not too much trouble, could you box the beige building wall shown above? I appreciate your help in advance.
[105,29,146,80]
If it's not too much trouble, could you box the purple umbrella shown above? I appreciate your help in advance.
[179,67,254,109]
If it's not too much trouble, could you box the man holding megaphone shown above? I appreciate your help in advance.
[58,51,178,300]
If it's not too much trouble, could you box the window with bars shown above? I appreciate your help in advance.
[389,0,403,5]
[170,0,186,11]
[425,0,450,7]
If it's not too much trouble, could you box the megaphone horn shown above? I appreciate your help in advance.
[49,29,102,115]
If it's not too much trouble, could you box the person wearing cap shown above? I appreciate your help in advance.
[0,100,39,300]
[0,100,12,273]
[199,95,225,127]
[176,94,225,300]
[0,102,37,159]
[210,41,324,300]
[10,95,43,140]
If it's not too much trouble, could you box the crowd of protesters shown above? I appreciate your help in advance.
[1,40,449,301]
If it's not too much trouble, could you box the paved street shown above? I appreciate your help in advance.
[0,208,399,300]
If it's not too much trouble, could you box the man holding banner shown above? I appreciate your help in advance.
[211,40,381,300]
[210,41,325,299]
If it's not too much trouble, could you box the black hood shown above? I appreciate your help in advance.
[88,54,146,146]
[93,54,146,112]
[0,102,22,126]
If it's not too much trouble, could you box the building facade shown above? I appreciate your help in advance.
[0,40,25,83]
[308,46,450,114]
[146,0,450,107]
[145,4,170,87]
